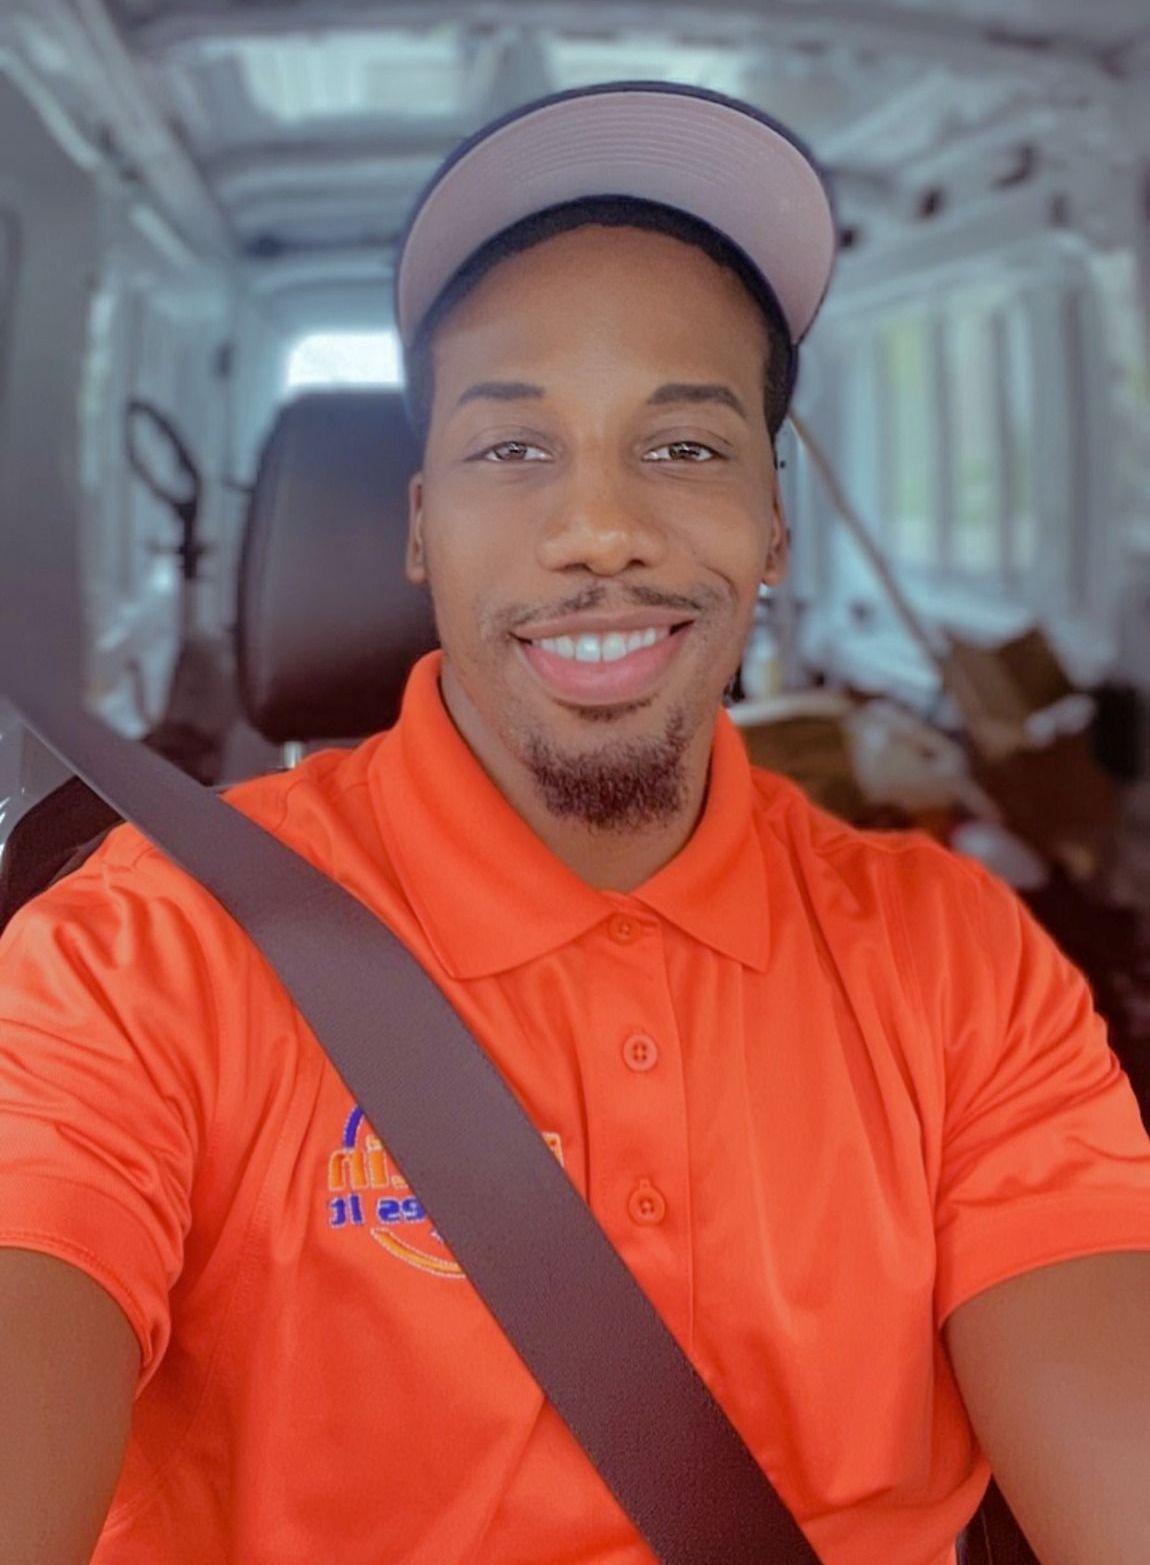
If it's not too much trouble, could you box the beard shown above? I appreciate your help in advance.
[522,706,690,832]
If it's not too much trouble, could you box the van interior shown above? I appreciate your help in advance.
[0,5,1148,1559]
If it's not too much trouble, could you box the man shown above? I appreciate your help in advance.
[1,82,1148,1565]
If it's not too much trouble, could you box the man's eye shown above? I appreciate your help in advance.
[644,441,719,463]
[479,440,549,463]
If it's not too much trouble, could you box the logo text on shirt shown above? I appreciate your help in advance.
[327,1104,564,1280]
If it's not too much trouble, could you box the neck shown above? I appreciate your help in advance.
[517,774,710,892]
[439,668,713,892]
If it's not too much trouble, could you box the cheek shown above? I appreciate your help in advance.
[420,513,508,649]
[685,494,773,590]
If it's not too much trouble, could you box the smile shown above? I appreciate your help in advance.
[532,627,669,664]
[514,622,691,707]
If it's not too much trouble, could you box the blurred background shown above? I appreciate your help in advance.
[0,0,1147,1116]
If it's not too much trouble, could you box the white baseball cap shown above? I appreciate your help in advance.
[394,81,838,353]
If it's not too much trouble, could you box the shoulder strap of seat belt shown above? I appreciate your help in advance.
[4,680,822,1565]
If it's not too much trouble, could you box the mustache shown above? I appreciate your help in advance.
[503,582,715,636]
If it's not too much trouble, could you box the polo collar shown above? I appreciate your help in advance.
[369,653,769,979]
[630,713,769,972]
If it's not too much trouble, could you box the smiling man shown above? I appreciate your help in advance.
[404,210,789,889]
[1,81,1150,1565]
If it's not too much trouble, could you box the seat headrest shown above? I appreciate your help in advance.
[237,389,438,744]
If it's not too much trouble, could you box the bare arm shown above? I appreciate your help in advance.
[945,1251,1150,1565]
[0,1248,140,1565]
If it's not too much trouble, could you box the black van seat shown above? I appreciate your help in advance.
[236,388,435,744]
[0,388,434,930]
[0,776,122,922]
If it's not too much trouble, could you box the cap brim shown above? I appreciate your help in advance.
[395,82,837,349]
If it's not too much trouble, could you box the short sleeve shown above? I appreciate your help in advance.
[0,830,220,1390]
[922,858,1150,1326]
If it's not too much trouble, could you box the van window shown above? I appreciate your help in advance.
[883,309,937,569]
[283,331,402,394]
[1092,249,1150,522]
[851,279,1038,589]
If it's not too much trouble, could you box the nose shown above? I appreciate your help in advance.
[535,465,668,577]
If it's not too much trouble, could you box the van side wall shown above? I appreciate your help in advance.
[0,62,249,844]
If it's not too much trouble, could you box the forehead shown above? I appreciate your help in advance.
[430,225,771,378]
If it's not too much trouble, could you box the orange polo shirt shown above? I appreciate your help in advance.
[3,650,1150,1565]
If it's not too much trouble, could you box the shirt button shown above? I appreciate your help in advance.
[608,914,642,945]
[622,1033,659,1073]
[628,1180,667,1226]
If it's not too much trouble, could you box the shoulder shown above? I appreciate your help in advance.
[747,764,995,943]
[3,731,394,967]
[105,730,390,882]
[745,769,1097,1085]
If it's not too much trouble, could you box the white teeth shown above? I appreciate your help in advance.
[534,626,672,661]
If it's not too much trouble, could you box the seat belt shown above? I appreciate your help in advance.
[2,675,823,1565]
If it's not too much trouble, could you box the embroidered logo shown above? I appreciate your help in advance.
[327,1105,565,1280]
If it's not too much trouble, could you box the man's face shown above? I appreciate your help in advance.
[407,223,787,828]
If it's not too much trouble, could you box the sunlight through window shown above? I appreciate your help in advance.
[284,331,403,393]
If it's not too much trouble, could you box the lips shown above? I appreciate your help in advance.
[515,621,691,706]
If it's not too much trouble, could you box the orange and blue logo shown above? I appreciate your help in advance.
[327,1105,564,1280]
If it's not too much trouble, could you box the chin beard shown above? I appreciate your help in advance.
[523,708,690,832]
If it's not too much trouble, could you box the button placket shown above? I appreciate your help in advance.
[580,908,694,1345]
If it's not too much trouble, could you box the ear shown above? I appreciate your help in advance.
[763,482,790,588]
[406,472,427,585]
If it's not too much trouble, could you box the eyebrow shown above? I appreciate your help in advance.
[647,383,748,421]
[455,380,545,409]
[452,378,749,421]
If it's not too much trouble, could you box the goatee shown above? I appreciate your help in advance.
[523,709,689,832]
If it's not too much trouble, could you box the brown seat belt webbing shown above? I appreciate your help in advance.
[4,678,822,1565]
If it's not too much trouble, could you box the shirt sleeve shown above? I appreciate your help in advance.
[914,855,1150,1326]
[0,829,220,1391]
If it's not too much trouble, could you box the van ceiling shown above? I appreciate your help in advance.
[18,2,1150,290]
